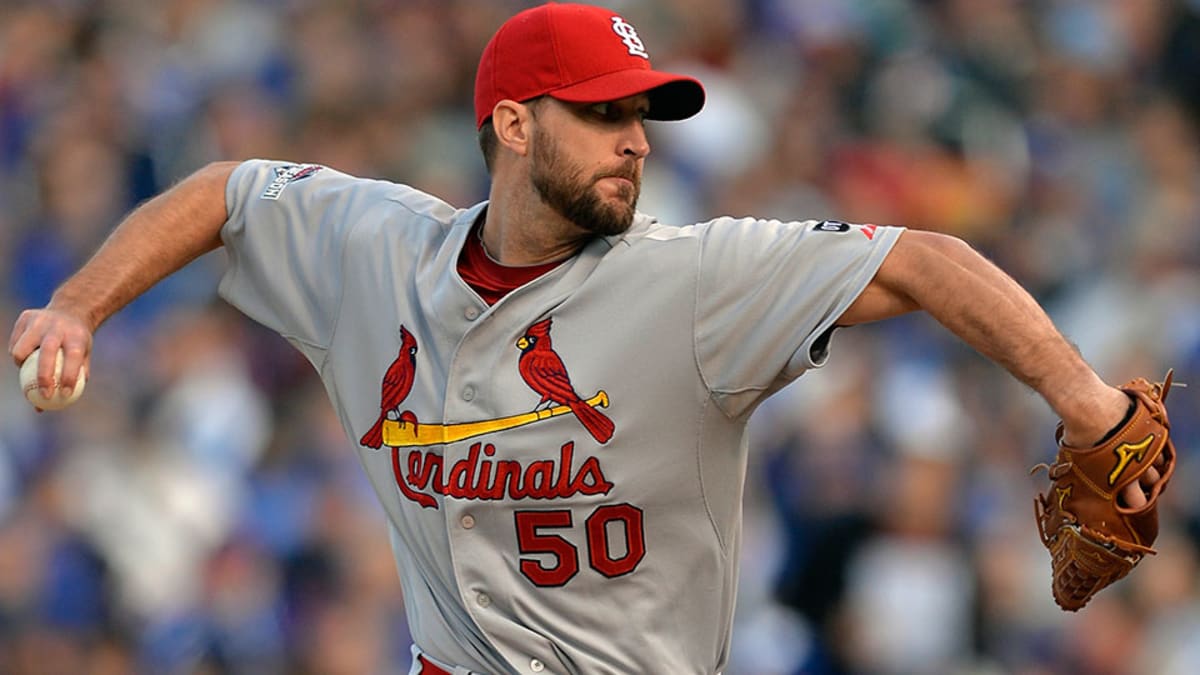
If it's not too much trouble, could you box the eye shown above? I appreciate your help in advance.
[584,101,648,125]
[590,102,614,119]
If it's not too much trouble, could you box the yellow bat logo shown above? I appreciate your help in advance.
[382,391,609,447]
[1108,435,1154,486]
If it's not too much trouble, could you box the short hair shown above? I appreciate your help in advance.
[476,97,547,175]
[478,122,499,174]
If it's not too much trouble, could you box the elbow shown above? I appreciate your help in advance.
[183,161,240,203]
[182,161,240,251]
[871,229,977,312]
[881,230,971,284]
[197,160,241,184]
[892,229,986,281]
[902,229,975,260]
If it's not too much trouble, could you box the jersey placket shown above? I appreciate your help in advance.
[435,244,611,675]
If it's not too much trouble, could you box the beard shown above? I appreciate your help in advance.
[530,127,641,237]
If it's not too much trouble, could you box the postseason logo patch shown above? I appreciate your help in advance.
[261,164,323,200]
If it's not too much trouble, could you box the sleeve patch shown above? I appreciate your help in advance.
[261,164,324,200]
[812,220,877,240]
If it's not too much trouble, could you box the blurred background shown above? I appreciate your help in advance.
[1,0,1198,673]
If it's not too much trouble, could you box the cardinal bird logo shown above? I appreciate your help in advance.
[360,326,420,449]
[517,318,615,444]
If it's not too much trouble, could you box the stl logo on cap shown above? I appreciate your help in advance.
[611,17,648,59]
[473,3,705,129]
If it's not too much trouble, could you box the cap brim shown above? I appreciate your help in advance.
[548,69,705,121]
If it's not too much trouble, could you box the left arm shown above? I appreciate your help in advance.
[838,229,1130,449]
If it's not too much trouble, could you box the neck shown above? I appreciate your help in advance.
[482,174,595,266]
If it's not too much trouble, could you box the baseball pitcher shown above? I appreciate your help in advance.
[8,4,1175,674]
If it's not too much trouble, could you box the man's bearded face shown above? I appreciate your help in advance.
[531,125,641,237]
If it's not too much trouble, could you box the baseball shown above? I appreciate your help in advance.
[19,348,86,410]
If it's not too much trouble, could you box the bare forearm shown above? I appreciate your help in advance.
[9,161,238,392]
[857,231,1129,444]
[913,238,1095,396]
[50,161,237,331]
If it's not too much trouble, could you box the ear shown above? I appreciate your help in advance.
[493,99,535,158]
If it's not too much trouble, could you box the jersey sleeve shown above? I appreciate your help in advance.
[219,159,376,356]
[694,218,902,417]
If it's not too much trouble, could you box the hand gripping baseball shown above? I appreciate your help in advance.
[9,307,93,410]
[1032,370,1177,611]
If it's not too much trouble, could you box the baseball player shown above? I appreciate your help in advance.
[8,3,1167,674]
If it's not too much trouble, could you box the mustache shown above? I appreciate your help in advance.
[593,164,640,183]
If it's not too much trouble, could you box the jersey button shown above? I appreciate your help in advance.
[460,514,475,529]
[465,307,480,321]
[530,659,545,672]
[462,386,475,401]
[476,592,491,608]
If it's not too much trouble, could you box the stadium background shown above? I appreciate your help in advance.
[1,1,1198,673]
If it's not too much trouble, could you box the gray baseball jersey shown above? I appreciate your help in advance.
[219,159,902,674]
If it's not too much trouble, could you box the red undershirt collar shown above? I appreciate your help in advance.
[456,219,564,306]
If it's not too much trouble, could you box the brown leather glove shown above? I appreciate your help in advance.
[1032,371,1177,611]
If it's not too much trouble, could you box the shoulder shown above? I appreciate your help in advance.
[618,213,831,246]
[613,212,725,245]
[380,182,466,228]
[613,215,902,277]
[233,158,481,229]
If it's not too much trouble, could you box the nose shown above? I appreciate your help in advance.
[620,121,651,159]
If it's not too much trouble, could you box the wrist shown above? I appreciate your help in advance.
[1058,384,1132,448]
[46,292,102,334]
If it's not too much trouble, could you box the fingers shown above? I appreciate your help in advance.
[1142,466,1161,486]
[37,335,63,399]
[59,342,89,393]
[8,308,93,396]
[1119,463,1165,509]
[8,310,33,364]
[1121,481,1147,509]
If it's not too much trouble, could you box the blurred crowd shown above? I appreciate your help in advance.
[1,0,1198,673]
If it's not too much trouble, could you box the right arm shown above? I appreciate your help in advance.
[8,160,239,397]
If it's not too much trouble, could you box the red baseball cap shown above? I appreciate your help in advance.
[474,3,706,129]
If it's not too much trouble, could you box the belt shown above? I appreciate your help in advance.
[417,655,452,675]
